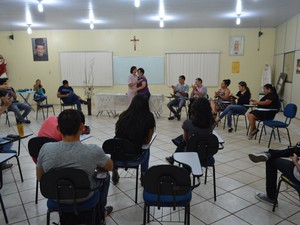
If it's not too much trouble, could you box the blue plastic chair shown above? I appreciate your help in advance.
[143,165,195,225]
[258,103,297,148]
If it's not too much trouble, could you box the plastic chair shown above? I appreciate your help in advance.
[143,164,197,225]
[28,137,57,204]
[40,168,100,225]
[273,175,300,212]
[60,98,76,111]
[186,133,219,201]
[35,98,55,120]
[258,103,297,148]
[0,164,9,223]
[102,138,145,203]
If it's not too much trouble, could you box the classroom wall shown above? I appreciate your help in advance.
[0,28,275,104]
[274,13,300,118]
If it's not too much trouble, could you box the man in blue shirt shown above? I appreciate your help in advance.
[167,75,189,120]
[57,80,88,112]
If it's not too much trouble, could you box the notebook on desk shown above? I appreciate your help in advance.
[142,132,157,149]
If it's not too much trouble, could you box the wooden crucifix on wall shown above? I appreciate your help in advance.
[130,36,139,51]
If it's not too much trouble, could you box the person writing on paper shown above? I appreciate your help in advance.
[127,66,139,104]
[166,97,215,164]
[215,81,251,132]
[135,67,151,99]
[210,79,231,115]
[248,143,300,205]
[247,83,279,140]
[113,94,155,185]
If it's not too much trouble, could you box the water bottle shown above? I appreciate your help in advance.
[16,118,24,137]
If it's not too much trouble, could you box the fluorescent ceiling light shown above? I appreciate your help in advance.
[159,19,164,28]
[135,0,140,8]
[27,25,32,34]
[38,1,43,13]
[236,0,242,14]
[236,16,241,25]
[90,22,94,30]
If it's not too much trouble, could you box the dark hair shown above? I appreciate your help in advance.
[137,68,144,74]
[264,83,277,95]
[196,78,202,83]
[0,78,8,85]
[130,66,137,74]
[223,79,231,86]
[239,81,251,95]
[78,110,85,125]
[62,80,68,85]
[190,97,214,128]
[58,109,82,136]
[116,94,155,145]
[179,75,185,80]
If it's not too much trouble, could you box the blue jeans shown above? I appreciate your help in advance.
[219,105,247,127]
[62,93,82,111]
[167,98,186,116]
[8,102,31,123]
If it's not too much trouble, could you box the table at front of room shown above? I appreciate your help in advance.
[15,90,36,112]
[94,93,164,118]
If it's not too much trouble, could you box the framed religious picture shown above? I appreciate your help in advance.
[229,36,244,56]
[32,38,49,61]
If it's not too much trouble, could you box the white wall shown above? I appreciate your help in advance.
[0,28,275,105]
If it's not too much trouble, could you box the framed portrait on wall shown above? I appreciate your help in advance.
[229,36,244,56]
[32,38,49,61]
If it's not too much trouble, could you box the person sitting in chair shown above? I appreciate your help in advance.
[167,75,189,121]
[248,143,300,205]
[57,80,88,112]
[0,79,31,124]
[36,109,113,224]
[247,83,279,140]
[166,97,215,164]
[33,79,47,102]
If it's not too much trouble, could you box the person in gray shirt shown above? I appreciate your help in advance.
[167,75,189,121]
[36,109,113,224]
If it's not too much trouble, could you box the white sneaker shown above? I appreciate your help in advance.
[255,192,276,206]
[248,152,270,163]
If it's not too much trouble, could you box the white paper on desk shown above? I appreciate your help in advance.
[142,133,157,149]
[80,134,92,142]
[255,108,278,111]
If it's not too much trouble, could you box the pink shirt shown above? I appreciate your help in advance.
[38,116,62,141]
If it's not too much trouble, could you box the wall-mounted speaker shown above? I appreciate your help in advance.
[9,34,14,40]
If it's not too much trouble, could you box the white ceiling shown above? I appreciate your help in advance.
[0,0,300,32]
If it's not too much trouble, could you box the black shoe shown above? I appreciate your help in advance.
[24,120,31,124]
[176,114,181,121]
[112,171,120,185]
[79,100,88,105]
[105,206,113,216]
[168,116,175,120]
[165,156,174,165]
[228,127,233,133]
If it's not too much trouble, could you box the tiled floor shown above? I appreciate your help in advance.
[1,105,300,225]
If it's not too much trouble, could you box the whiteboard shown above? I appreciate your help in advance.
[113,56,164,84]
[60,52,113,86]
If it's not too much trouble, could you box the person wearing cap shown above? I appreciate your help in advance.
[0,79,32,124]
[57,80,88,112]
[33,38,48,61]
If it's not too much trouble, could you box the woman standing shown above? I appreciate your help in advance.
[247,83,279,140]
[215,81,251,132]
[127,66,138,104]
[136,67,150,99]
[113,94,156,184]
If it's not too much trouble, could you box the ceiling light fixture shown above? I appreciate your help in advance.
[236,15,241,25]
[159,18,164,28]
[90,22,94,30]
[37,0,43,13]
[159,0,165,18]
[135,0,140,8]
[27,24,32,34]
